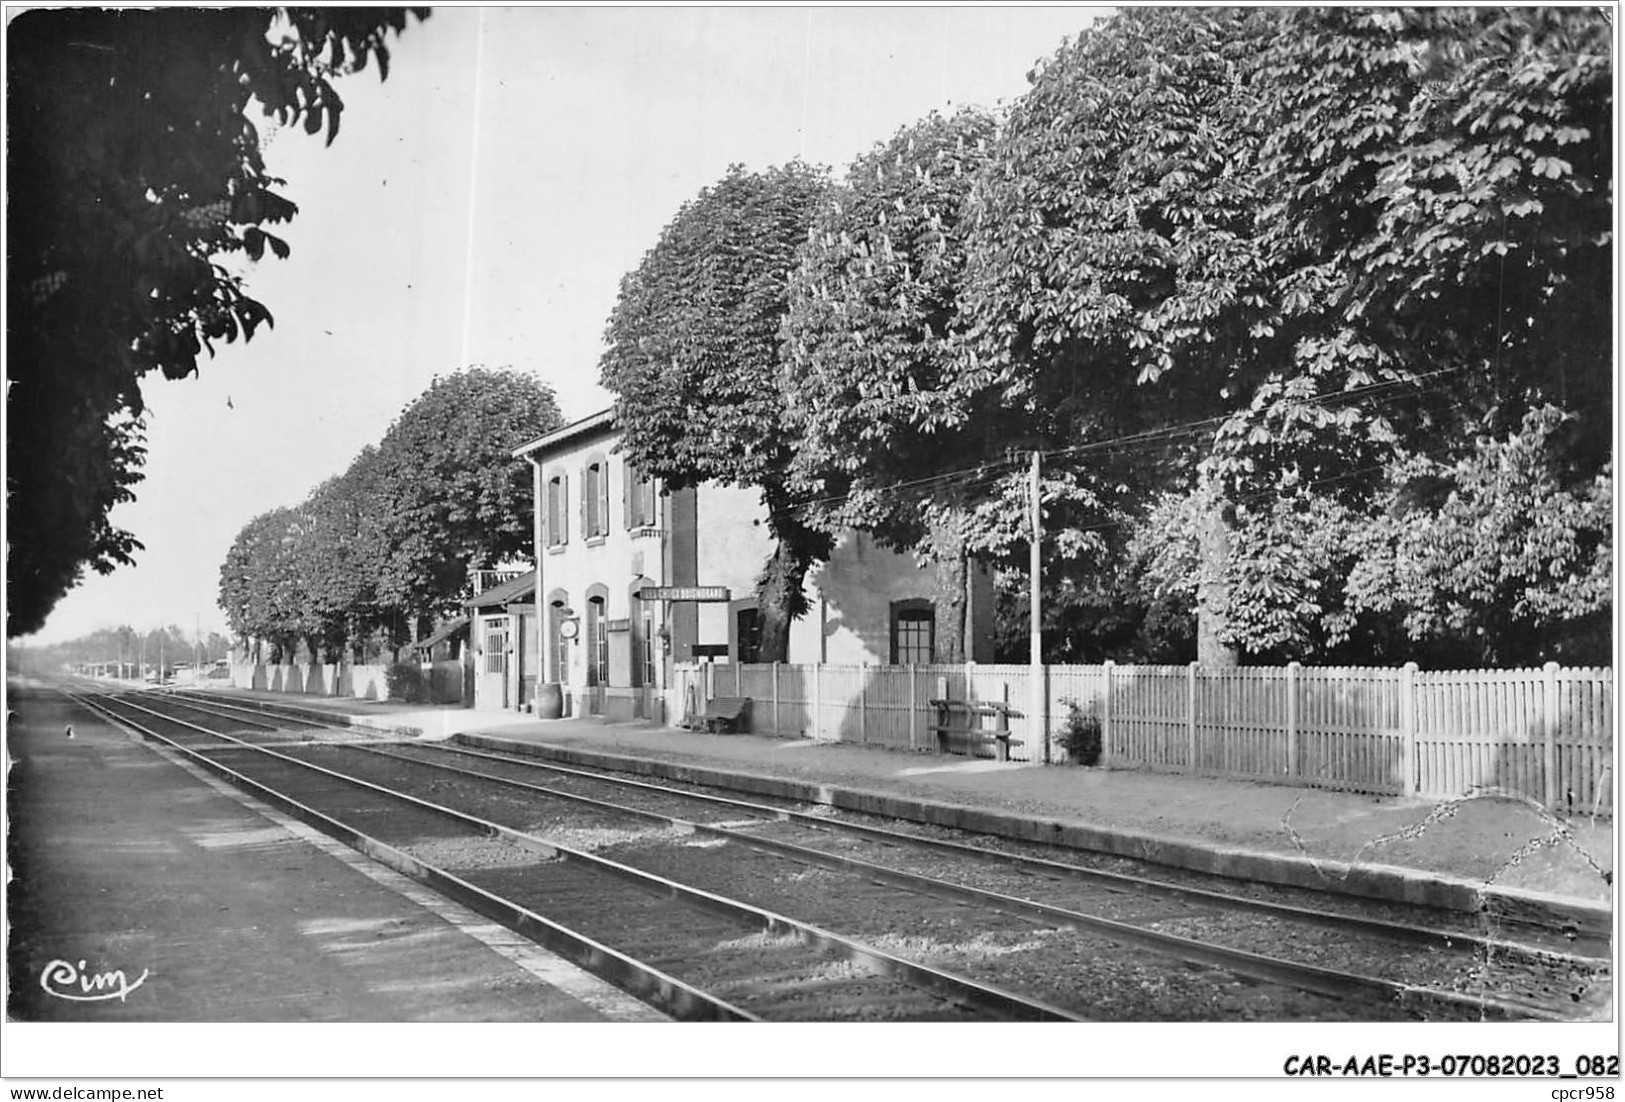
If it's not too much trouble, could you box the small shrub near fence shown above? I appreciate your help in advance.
[1058,701,1102,766]
[385,662,428,704]
[677,660,1613,814]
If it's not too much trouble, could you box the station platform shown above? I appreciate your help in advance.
[199,686,1616,934]
[5,681,663,1026]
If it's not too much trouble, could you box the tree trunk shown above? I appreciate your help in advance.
[755,541,799,664]
[753,495,835,664]
[929,514,971,664]
[1196,491,1239,667]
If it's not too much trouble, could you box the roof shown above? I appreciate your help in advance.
[411,616,469,652]
[462,568,536,609]
[513,408,616,460]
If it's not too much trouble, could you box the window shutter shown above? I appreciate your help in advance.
[599,464,610,535]
[580,465,588,538]
[623,461,634,529]
[561,472,569,544]
[542,476,553,546]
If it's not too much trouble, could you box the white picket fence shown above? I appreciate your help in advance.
[677,660,1614,814]
[230,662,392,701]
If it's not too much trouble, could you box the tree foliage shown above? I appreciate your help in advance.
[782,109,1005,660]
[600,163,833,661]
[769,8,1611,666]
[218,369,560,659]
[7,7,426,637]
[370,369,563,629]
[957,7,1612,665]
[218,507,305,661]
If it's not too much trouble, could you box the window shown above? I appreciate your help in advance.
[586,595,608,686]
[890,600,935,665]
[736,607,762,664]
[642,611,657,686]
[584,461,609,538]
[626,462,657,529]
[548,597,570,683]
[546,474,567,546]
[630,583,658,689]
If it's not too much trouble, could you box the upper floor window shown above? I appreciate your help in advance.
[626,462,658,529]
[546,474,567,547]
[584,461,609,538]
[627,461,659,529]
[890,599,935,666]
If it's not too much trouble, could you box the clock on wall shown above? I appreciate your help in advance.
[559,619,579,640]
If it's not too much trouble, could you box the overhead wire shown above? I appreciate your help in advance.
[772,362,1476,525]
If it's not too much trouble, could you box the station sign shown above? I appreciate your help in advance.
[637,586,731,602]
[690,643,731,659]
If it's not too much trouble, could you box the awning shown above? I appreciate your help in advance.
[462,568,536,610]
[412,616,470,652]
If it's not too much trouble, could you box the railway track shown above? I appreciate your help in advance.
[67,684,1079,1023]
[77,684,1610,1021]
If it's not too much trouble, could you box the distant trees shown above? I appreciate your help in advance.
[218,369,561,662]
[7,8,426,637]
[10,623,231,674]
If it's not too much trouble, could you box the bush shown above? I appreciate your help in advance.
[1059,701,1102,766]
[385,661,427,704]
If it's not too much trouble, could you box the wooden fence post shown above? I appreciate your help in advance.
[735,660,743,697]
[1101,659,1115,768]
[859,667,868,744]
[772,661,780,736]
[908,668,919,751]
[815,662,823,740]
[1187,661,1199,774]
[1543,661,1560,810]
[1400,661,1419,796]
[1286,661,1300,781]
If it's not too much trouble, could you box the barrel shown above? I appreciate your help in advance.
[535,682,564,720]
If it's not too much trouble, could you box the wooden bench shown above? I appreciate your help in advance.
[929,698,1023,762]
[693,695,751,734]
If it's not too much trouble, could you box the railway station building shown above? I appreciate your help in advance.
[474,409,995,721]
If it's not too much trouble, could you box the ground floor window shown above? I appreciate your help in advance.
[548,599,570,683]
[736,606,762,664]
[890,600,935,665]
[586,595,608,686]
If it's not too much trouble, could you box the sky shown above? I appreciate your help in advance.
[16,4,1111,647]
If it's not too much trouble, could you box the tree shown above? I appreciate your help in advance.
[7,7,426,637]
[218,507,305,662]
[1346,406,1612,666]
[962,7,1611,663]
[290,448,388,661]
[782,110,1007,661]
[369,369,563,638]
[961,8,1287,665]
[601,163,832,661]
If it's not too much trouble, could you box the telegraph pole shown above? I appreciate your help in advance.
[1029,450,1046,763]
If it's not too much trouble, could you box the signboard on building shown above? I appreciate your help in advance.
[606,619,630,633]
[690,643,730,659]
[637,586,731,602]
